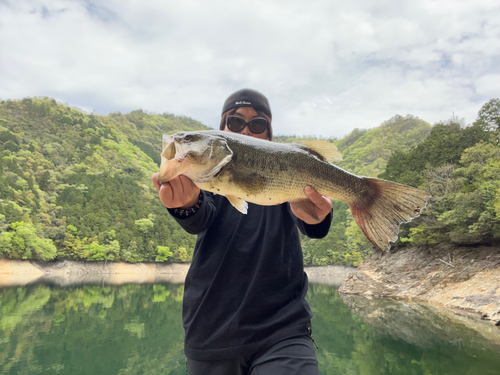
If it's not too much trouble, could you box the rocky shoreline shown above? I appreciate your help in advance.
[0,260,355,288]
[339,244,500,325]
[0,259,190,287]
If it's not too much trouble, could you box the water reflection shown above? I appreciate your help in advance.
[0,284,187,375]
[1,283,499,375]
[310,285,500,375]
[340,294,500,354]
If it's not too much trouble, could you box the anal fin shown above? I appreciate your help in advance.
[290,199,320,222]
[226,195,248,214]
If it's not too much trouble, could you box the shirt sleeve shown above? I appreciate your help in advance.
[289,204,332,239]
[167,191,217,235]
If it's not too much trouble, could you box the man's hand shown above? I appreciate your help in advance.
[290,186,333,225]
[152,173,200,209]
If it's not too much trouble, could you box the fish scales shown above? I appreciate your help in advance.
[159,130,430,251]
[202,133,367,204]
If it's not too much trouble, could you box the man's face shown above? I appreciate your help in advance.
[223,107,270,140]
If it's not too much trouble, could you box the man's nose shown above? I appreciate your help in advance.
[240,126,252,136]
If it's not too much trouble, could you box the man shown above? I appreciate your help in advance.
[152,88,332,375]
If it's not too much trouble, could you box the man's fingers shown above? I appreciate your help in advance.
[159,182,174,206]
[178,175,194,192]
[304,186,330,209]
[168,177,187,205]
[153,173,200,209]
[168,176,181,192]
[152,173,161,191]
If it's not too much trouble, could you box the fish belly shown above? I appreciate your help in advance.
[197,162,347,206]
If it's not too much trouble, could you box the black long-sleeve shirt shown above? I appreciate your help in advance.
[169,191,332,360]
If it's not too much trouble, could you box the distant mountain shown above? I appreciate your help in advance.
[334,115,432,177]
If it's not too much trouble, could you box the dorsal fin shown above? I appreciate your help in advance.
[294,140,342,162]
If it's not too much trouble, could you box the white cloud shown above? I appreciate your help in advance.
[0,0,499,137]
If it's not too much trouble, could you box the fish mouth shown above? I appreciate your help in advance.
[159,158,191,184]
[162,134,176,160]
[158,135,191,184]
[159,135,177,184]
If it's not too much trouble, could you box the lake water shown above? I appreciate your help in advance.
[1,281,499,375]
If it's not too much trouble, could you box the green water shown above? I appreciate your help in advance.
[1,283,499,375]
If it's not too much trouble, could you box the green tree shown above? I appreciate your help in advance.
[122,240,142,263]
[335,115,431,177]
[439,142,500,243]
[173,247,190,263]
[1,221,56,260]
[345,217,372,266]
[155,246,173,262]
[379,121,489,187]
[84,240,119,261]
[477,98,500,132]
[134,217,154,234]
[403,142,500,245]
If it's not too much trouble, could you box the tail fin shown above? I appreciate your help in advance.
[348,178,431,251]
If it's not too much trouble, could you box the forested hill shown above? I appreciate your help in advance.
[1,97,498,266]
[334,115,431,176]
[0,97,210,262]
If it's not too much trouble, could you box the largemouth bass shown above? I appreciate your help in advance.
[158,130,430,251]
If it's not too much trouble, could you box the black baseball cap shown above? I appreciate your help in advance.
[221,88,272,119]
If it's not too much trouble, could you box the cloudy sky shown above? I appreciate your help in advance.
[1,0,499,137]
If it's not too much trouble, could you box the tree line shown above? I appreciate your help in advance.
[380,100,500,246]
[0,97,498,265]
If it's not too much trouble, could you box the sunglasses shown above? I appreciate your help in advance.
[226,115,268,134]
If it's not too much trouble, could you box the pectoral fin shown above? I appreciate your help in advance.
[290,199,320,222]
[230,169,266,195]
[226,195,248,214]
